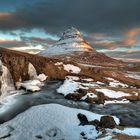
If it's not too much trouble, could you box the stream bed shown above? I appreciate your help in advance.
[0,80,140,127]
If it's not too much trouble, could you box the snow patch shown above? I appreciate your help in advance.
[57,77,102,96]
[55,62,63,66]
[57,79,79,96]
[104,99,130,105]
[108,127,140,137]
[81,92,97,100]
[96,89,131,99]
[106,77,128,88]
[37,73,48,82]
[97,135,112,140]
[17,80,44,92]
[82,78,93,82]
[55,62,81,74]
[63,64,81,74]
[66,76,80,81]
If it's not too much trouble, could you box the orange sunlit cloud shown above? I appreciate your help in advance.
[0,39,27,47]
[0,12,14,19]
[91,27,140,50]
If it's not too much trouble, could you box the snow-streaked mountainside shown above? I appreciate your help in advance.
[38,27,126,66]
[39,27,93,56]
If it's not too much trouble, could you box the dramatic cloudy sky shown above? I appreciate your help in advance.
[0,0,140,62]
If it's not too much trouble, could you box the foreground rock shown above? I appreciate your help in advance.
[99,115,116,129]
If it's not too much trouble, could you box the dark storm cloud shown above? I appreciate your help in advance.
[86,28,140,50]
[1,0,140,33]
[20,36,56,47]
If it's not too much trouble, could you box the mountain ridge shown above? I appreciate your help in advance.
[39,27,126,66]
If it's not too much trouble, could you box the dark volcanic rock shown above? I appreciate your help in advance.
[89,119,100,128]
[77,113,89,125]
[99,115,117,129]
[65,93,83,101]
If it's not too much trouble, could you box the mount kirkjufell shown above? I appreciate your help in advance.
[39,27,94,56]
[39,27,124,65]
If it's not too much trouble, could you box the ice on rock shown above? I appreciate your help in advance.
[28,63,47,82]
[16,80,43,92]
[18,62,48,92]
[36,73,48,82]
[28,63,38,80]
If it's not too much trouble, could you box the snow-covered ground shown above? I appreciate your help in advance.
[57,78,80,96]
[0,103,139,140]
[57,76,138,100]
[57,76,102,96]
[105,77,128,88]
[107,127,140,137]
[0,104,120,140]
[96,89,131,99]
[55,62,81,74]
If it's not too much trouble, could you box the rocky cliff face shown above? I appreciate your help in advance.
[0,48,96,87]
[0,48,65,83]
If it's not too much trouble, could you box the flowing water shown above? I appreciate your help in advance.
[0,80,139,127]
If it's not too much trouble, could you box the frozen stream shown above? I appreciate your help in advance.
[0,80,140,127]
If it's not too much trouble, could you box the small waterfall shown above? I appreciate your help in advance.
[0,60,15,99]
[28,63,38,80]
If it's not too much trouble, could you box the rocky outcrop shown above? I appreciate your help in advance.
[0,48,66,83]
[0,48,96,87]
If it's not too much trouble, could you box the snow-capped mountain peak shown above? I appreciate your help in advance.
[39,27,93,56]
[60,27,82,40]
